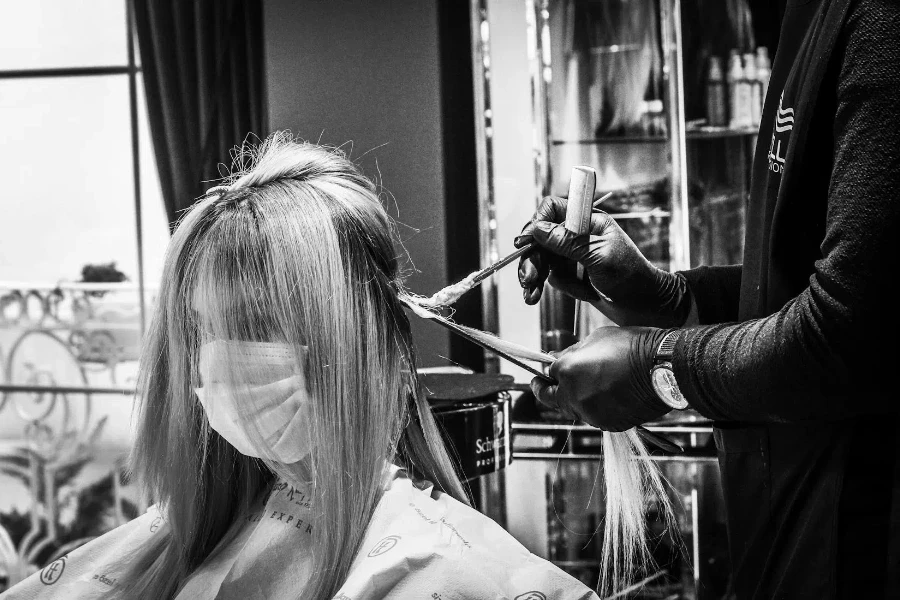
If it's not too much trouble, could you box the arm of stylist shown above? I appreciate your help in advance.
[518,41,900,430]
[518,173,896,432]
[517,0,900,432]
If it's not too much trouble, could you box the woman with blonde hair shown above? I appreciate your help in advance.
[5,133,616,599]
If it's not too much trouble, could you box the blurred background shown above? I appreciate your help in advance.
[0,0,781,596]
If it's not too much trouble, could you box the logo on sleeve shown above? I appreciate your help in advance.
[40,556,67,585]
[768,93,794,175]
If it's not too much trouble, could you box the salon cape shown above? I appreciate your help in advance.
[4,466,599,600]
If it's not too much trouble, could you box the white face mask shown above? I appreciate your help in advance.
[194,340,313,463]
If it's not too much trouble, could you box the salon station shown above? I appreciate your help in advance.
[2,1,898,599]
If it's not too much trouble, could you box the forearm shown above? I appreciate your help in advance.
[677,265,742,325]
[670,0,900,423]
[671,282,894,423]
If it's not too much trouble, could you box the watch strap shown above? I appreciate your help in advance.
[655,329,680,363]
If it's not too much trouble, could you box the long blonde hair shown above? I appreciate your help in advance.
[119,132,467,599]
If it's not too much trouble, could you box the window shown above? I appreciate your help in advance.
[0,0,169,295]
[0,5,168,582]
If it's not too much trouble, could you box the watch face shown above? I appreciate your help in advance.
[651,365,688,410]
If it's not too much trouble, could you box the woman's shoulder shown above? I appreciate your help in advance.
[333,470,599,600]
[1,506,165,599]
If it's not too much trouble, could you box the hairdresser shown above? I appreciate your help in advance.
[516,0,899,598]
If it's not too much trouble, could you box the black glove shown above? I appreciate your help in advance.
[531,326,672,431]
[516,196,691,328]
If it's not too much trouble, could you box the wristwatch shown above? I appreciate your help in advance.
[650,330,689,410]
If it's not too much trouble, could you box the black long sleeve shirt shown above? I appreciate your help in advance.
[668,1,900,597]
[674,0,900,423]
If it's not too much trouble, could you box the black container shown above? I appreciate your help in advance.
[421,373,513,481]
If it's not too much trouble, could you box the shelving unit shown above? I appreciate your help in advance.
[526,0,752,349]
[497,0,754,596]
[551,127,757,145]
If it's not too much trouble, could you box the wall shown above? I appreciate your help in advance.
[264,0,449,365]
[486,0,549,557]
[487,0,543,369]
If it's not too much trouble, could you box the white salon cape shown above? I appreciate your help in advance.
[3,466,599,599]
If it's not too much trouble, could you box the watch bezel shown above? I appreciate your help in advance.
[650,362,689,410]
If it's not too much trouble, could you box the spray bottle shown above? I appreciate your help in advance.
[706,56,727,127]
[727,51,750,129]
[744,53,761,126]
[756,47,771,112]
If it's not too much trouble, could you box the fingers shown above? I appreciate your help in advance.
[547,352,562,380]
[531,211,619,269]
[533,373,579,421]
[530,206,613,246]
[531,222,585,262]
[519,245,596,304]
[530,377,556,407]
[514,196,567,248]
[535,195,568,224]
[518,249,549,305]
[522,284,543,305]
[588,209,614,236]
[516,196,586,305]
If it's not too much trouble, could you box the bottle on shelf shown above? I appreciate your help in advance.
[727,50,751,129]
[743,52,762,126]
[639,98,666,137]
[756,46,771,111]
[705,56,727,127]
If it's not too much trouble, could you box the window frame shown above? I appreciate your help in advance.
[0,0,147,332]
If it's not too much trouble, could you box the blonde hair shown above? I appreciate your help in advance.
[119,132,467,599]
[600,431,673,595]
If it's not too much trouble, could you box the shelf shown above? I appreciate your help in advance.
[552,136,666,145]
[686,126,758,139]
[512,421,713,435]
[607,209,670,219]
[512,418,717,463]
[551,127,757,145]
[513,452,718,463]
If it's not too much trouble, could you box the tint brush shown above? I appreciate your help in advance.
[418,189,614,309]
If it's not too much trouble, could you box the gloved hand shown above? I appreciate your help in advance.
[531,326,672,432]
[516,196,691,328]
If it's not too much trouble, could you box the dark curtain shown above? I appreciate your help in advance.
[437,0,484,372]
[132,0,267,228]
